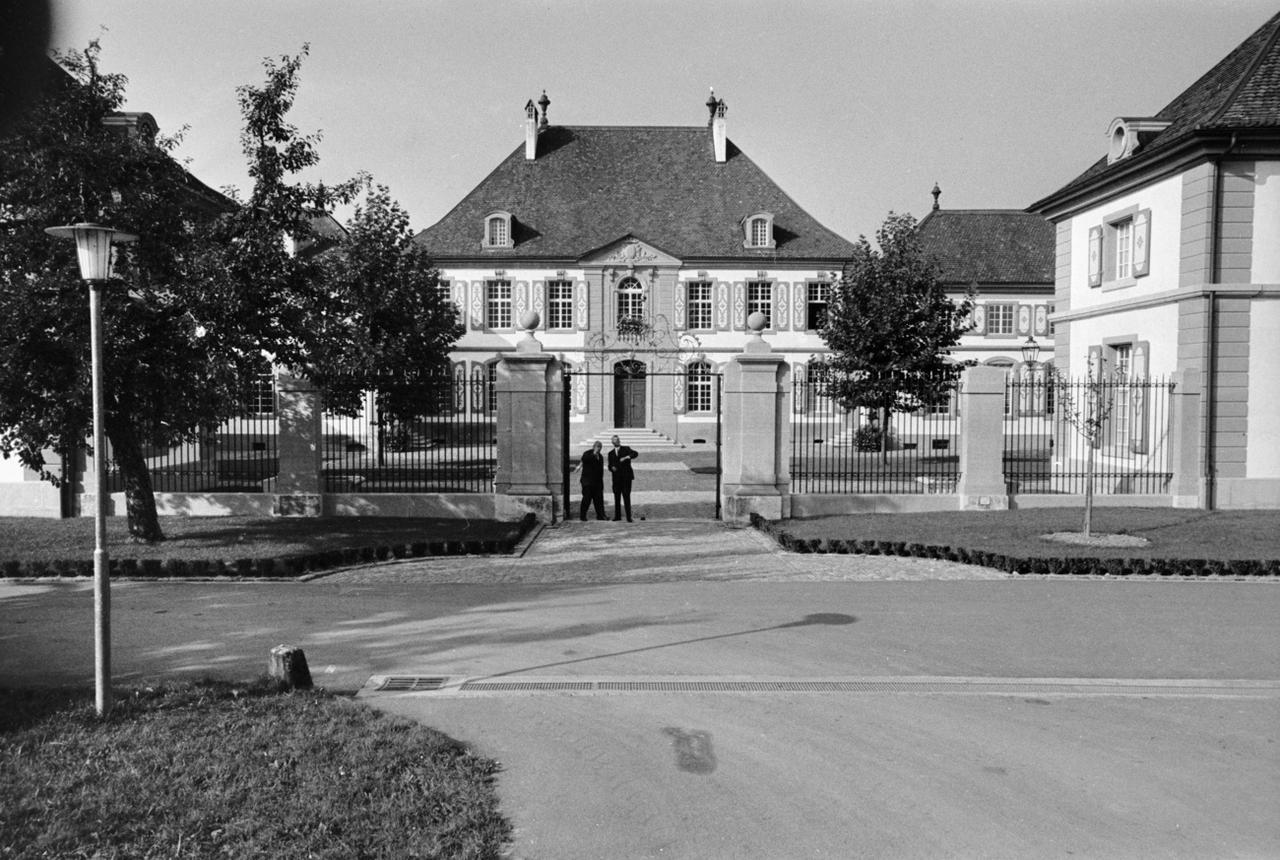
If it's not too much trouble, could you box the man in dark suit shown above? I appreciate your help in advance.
[579,441,606,521]
[607,434,639,522]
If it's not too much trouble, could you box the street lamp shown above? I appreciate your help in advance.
[44,222,137,717]
[1020,336,1041,367]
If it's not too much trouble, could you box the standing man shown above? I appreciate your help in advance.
[579,441,607,521]
[607,434,639,522]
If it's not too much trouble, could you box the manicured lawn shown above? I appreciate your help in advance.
[779,508,1280,560]
[0,680,511,859]
[0,516,527,563]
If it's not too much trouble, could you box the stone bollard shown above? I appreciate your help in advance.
[269,644,313,690]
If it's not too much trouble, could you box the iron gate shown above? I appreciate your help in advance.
[562,370,723,519]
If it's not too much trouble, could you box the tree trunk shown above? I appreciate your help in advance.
[1082,441,1095,538]
[106,417,165,543]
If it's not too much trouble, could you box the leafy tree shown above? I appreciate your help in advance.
[1051,360,1120,538]
[0,42,232,542]
[309,184,464,421]
[819,212,974,452]
[0,44,453,542]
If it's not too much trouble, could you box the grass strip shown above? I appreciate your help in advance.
[0,514,537,578]
[756,509,1280,575]
[0,680,511,859]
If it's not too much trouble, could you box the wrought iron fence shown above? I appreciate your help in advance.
[790,373,962,494]
[321,376,495,493]
[106,411,279,492]
[1003,376,1174,495]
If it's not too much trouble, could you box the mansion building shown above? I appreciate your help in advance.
[413,93,1055,444]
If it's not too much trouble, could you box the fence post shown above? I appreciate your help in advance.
[956,365,1009,510]
[721,316,790,523]
[273,370,322,517]
[494,314,563,523]
[1167,369,1203,508]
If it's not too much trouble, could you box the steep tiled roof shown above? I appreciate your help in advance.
[413,125,857,262]
[915,209,1054,286]
[1038,11,1280,205]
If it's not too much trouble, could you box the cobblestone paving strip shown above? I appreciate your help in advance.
[319,520,1011,584]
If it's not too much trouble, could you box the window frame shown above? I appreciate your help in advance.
[686,280,714,331]
[616,276,646,324]
[547,279,574,330]
[806,280,831,332]
[985,302,1016,337]
[483,212,514,250]
[485,278,513,329]
[685,360,715,414]
[741,212,776,250]
[746,280,773,329]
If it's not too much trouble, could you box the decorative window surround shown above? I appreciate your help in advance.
[1090,205,1151,288]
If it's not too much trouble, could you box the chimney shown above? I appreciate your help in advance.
[524,98,538,160]
[707,89,727,163]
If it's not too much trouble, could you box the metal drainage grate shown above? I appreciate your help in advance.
[376,676,449,692]
[369,676,1280,698]
[451,678,1277,697]
[462,681,595,692]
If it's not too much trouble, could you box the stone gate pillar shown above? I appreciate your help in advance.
[274,370,322,516]
[494,314,564,522]
[1167,369,1203,507]
[956,364,1009,510]
[721,314,790,523]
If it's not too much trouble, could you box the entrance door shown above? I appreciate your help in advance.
[614,361,646,427]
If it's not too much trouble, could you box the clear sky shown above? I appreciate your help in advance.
[51,0,1277,240]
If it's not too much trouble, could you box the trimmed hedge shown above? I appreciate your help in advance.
[749,513,1279,578]
[0,513,538,580]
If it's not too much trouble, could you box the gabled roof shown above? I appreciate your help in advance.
[916,209,1054,286]
[413,125,857,263]
[1033,11,1280,212]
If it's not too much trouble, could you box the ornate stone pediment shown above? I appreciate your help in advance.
[579,236,681,268]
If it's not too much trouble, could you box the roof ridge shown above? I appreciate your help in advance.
[1205,10,1280,126]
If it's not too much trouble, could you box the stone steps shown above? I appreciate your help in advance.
[573,428,682,449]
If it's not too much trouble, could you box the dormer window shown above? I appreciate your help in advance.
[483,212,513,249]
[743,212,775,249]
[1106,117,1172,165]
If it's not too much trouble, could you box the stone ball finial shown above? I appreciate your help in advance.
[746,311,768,333]
[520,310,541,331]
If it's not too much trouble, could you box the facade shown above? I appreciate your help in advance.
[413,93,857,444]
[1029,11,1280,509]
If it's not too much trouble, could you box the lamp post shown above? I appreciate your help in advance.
[44,222,137,717]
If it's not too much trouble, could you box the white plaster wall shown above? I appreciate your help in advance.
[1246,298,1280,477]
[1252,160,1280,283]
[1068,172,1184,312]
[0,456,25,482]
[1064,303,1180,378]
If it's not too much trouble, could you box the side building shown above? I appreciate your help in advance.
[1029,10,1280,508]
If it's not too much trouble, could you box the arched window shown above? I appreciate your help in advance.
[616,276,645,323]
[483,212,513,249]
[686,360,713,413]
[742,212,775,249]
